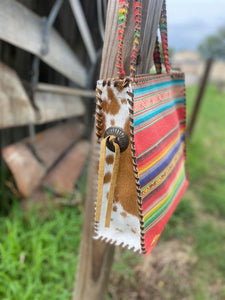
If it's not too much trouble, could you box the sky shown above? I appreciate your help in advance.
[167,0,225,50]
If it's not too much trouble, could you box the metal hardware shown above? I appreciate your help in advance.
[41,0,64,56]
[104,127,129,153]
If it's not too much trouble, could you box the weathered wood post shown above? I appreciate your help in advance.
[73,1,164,299]
[187,57,214,139]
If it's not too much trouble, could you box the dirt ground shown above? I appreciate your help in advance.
[109,241,201,300]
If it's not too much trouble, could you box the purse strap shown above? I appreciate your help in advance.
[117,0,170,78]
[159,0,170,73]
[153,36,162,74]
[117,0,142,78]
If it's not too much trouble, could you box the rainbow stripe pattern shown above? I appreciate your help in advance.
[132,74,188,254]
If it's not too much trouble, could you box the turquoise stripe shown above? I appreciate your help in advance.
[135,109,175,134]
[134,91,184,112]
[134,98,184,126]
[133,80,184,98]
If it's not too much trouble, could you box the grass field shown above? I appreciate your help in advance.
[0,84,225,299]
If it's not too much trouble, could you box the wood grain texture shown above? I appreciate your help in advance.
[0,62,35,129]
[2,121,85,197]
[43,140,90,195]
[28,120,85,169]
[2,142,46,198]
[34,90,85,124]
[73,1,164,299]
[36,83,96,98]
[0,0,86,86]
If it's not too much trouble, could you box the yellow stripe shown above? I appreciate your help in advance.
[119,8,128,15]
[143,164,184,221]
[139,128,185,175]
[133,37,139,44]
[141,146,183,197]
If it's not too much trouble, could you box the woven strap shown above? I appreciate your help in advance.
[117,0,142,78]
[117,0,129,78]
[153,36,162,74]
[117,0,170,78]
[130,0,142,76]
[159,0,170,73]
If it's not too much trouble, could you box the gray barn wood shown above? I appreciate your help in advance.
[0,0,86,86]
[34,90,85,125]
[0,62,35,129]
[0,61,86,127]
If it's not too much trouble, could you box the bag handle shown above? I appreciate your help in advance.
[117,0,142,78]
[159,0,170,73]
[117,0,170,78]
[153,36,162,74]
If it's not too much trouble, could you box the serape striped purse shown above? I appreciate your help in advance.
[94,0,188,255]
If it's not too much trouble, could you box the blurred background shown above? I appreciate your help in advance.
[0,0,225,299]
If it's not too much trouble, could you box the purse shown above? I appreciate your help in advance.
[94,0,188,255]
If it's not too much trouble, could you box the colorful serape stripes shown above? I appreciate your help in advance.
[133,74,188,254]
[159,0,170,73]
[130,0,142,76]
[117,0,170,78]
[117,0,129,78]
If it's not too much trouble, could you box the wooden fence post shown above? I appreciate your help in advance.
[187,57,214,139]
[73,1,164,299]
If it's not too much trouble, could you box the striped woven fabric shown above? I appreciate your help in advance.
[132,74,188,254]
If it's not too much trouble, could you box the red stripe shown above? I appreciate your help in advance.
[144,179,188,255]
[134,90,185,113]
[176,107,186,120]
[137,125,183,169]
[141,156,185,211]
[134,111,183,155]
[134,86,185,102]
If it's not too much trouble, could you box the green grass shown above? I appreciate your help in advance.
[161,84,225,299]
[187,85,225,218]
[0,200,82,300]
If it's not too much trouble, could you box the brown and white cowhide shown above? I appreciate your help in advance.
[94,80,141,252]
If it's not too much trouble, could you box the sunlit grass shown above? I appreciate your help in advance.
[0,200,82,300]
